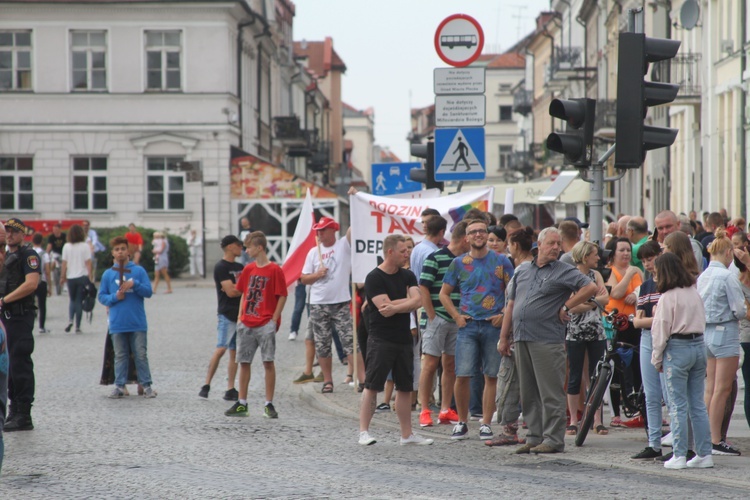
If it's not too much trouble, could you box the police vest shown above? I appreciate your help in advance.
[0,245,37,309]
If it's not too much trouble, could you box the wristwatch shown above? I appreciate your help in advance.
[562,304,570,313]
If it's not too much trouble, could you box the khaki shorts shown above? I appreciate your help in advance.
[421,315,458,357]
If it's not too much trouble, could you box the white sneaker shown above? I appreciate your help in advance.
[143,386,158,398]
[288,331,297,341]
[664,455,687,469]
[108,387,125,399]
[661,431,673,448]
[359,431,376,446]
[400,433,434,446]
[687,455,714,468]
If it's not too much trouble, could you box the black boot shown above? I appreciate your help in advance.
[4,402,33,432]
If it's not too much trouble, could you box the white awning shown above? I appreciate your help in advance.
[490,177,589,206]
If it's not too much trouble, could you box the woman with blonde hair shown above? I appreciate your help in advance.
[697,228,746,456]
[566,240,609,436]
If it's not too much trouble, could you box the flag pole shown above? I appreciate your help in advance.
[351,282,358,393]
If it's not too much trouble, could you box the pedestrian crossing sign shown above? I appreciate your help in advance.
[434,128,485,181]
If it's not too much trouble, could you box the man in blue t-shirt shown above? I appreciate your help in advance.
[440,219,514,441]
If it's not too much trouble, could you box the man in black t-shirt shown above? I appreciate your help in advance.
[199,235,244,400]
[358,234,432,446]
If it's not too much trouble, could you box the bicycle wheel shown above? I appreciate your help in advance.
[576,364,612,447]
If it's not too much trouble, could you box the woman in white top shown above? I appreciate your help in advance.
[60,224,92,333]
[152,232,173,294]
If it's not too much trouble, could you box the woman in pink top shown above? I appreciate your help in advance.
[651,252,712,470]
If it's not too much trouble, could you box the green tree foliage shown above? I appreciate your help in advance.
[93,226,188,281]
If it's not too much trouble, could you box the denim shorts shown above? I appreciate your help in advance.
[704,323,740,359]
[455,320,502,378]
[217,314,237,350]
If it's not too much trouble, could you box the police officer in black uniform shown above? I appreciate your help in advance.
[0,218,40,431]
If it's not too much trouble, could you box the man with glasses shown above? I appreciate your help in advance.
[0,218,41,431]
[439,219,514,441]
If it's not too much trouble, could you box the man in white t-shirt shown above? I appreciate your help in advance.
[297,217,353,393]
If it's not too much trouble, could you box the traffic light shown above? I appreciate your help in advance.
[409,141,444,191]
[546,98,595,168]
[615,32,680,169]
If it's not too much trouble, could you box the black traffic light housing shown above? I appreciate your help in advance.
[409,141,444,191]
[546,97,596,168]
[615,32,681,169]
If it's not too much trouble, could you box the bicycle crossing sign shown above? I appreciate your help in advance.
[434,128,485,181]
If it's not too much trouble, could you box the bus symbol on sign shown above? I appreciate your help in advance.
[440,34,478,49]
[434,14,484,67]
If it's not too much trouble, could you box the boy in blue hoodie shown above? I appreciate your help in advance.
[98,236,156,398]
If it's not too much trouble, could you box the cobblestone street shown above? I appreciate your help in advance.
[2,282,749,498]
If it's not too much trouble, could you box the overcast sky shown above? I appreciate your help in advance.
[293,0,552,162]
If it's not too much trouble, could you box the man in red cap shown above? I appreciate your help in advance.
[295,216,358,393]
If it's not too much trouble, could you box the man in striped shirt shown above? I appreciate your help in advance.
[416,220,469,428]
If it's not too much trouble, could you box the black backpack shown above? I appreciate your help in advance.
[82,279,98,322]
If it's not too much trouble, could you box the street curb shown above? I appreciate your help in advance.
[298,382,750,488]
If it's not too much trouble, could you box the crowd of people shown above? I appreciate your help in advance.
[3,205,750,471]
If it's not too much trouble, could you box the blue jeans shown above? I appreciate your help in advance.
[112,331,153,388]
[663,338,712,458]
[290,282,308,334]
[67,276,88,329]
[455,321,502,377]
[640,330,664,449]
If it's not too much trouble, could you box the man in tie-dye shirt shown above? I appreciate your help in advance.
[440,219,514,442]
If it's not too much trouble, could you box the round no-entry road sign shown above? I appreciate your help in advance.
[434,14,485,67]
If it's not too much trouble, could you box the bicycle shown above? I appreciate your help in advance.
[575,299,647,447]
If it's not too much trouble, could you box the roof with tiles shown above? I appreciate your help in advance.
[293,37,346,78]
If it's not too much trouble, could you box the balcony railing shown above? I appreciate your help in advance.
[274,116,321,157]
[652,51,702,98]
[513,90,533,116]
[308,140,331,173]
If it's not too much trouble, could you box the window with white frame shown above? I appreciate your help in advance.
[498,146,512,170]
[499,105,513,122]
[73,157,107,210]
[0,30,32,91]
[147,157,184,210]
[71,30,107,91]
[0,157,33,210]
[145,30,181,91]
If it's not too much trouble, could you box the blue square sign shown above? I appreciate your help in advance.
[434,128,486,181]
[371,162,423,196]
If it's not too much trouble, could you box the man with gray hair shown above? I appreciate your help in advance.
[498,227,598,454]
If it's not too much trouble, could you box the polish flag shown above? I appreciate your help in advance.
[282,189,316,288]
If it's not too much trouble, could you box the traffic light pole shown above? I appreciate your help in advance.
[581,143,622,244]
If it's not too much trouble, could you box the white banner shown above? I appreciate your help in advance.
[349,187,494,282]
